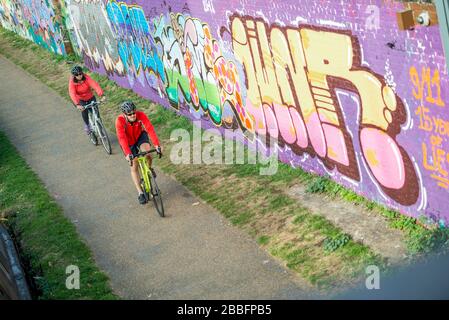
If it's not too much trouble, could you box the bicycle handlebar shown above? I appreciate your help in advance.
[129,149,161,166]
[130,149,159,160]
[82,100,103,110]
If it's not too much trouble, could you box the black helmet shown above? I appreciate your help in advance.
[120,101,136,114]
[71,65,83,76]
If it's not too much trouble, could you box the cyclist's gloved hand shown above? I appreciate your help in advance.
[100,95,106,102]
[156,146,162,158]
[76,105,83,111]
[126,154,133,166]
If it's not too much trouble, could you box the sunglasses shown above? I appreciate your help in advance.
[125,112,136,116]
[74,73,83,76]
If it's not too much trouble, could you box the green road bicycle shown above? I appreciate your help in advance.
[83,100,112,155]
[130,149,164,217]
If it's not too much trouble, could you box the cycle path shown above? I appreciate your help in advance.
[0,55,314,299]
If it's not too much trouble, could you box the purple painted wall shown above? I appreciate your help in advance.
[64,0,449,225]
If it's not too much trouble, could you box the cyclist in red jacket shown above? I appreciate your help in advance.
[116,101,163,204]
[69,65,105,135]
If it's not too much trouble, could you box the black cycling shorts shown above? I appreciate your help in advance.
[129,131,150,157]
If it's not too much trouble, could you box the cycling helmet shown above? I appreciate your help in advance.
[120,101,136,114]
[71,65,83,76]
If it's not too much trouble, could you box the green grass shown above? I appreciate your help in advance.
[0,26,443,291]
[257,235,270,245]
[267,195,295,212]
[0,131,117,299]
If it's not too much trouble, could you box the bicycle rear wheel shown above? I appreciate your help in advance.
[96,120,112,154]
[149,170,164,217]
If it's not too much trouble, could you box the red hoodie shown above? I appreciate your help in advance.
[69,74,103,105]
[115,111,160,155]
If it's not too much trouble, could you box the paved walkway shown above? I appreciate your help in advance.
[0,55,313,299]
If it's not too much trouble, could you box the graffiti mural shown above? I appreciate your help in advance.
[65,0,123,73]
[230,15,419,205]
[0,0,66,55]
[2,0,449,224]
[0,0,28,38]
[105,0,164,90]
[59,0,81,55]
[152,13,253,129]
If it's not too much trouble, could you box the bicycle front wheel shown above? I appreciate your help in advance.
[149,171,164,217]
[88,114,98,146]
[96,120,112,154]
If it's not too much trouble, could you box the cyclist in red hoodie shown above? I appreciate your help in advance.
[116,101,163,204]
[68,65,105,135]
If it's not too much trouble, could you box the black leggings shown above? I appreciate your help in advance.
[79,97,96,126]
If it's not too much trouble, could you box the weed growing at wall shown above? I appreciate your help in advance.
[323,234,352,253]
[306,176,331,194]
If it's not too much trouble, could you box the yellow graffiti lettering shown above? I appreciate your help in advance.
[231,17,260,107]
[415,105,433,132]
[410,66,421,100]
[251,21,282,106]
[409,66,445,107]
[431,69,445,107]
[300,28,395,130]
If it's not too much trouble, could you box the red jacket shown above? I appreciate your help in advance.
[115,111,160,155]
[69,74,103,105]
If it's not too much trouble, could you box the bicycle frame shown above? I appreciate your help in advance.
[83,101,101,133]
[132,149,158,193]
[137,156,152,193]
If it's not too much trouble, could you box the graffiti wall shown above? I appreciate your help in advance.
[4,0,449,224]
[0,0,66,55]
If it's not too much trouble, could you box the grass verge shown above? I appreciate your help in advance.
[0,131,117,299]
